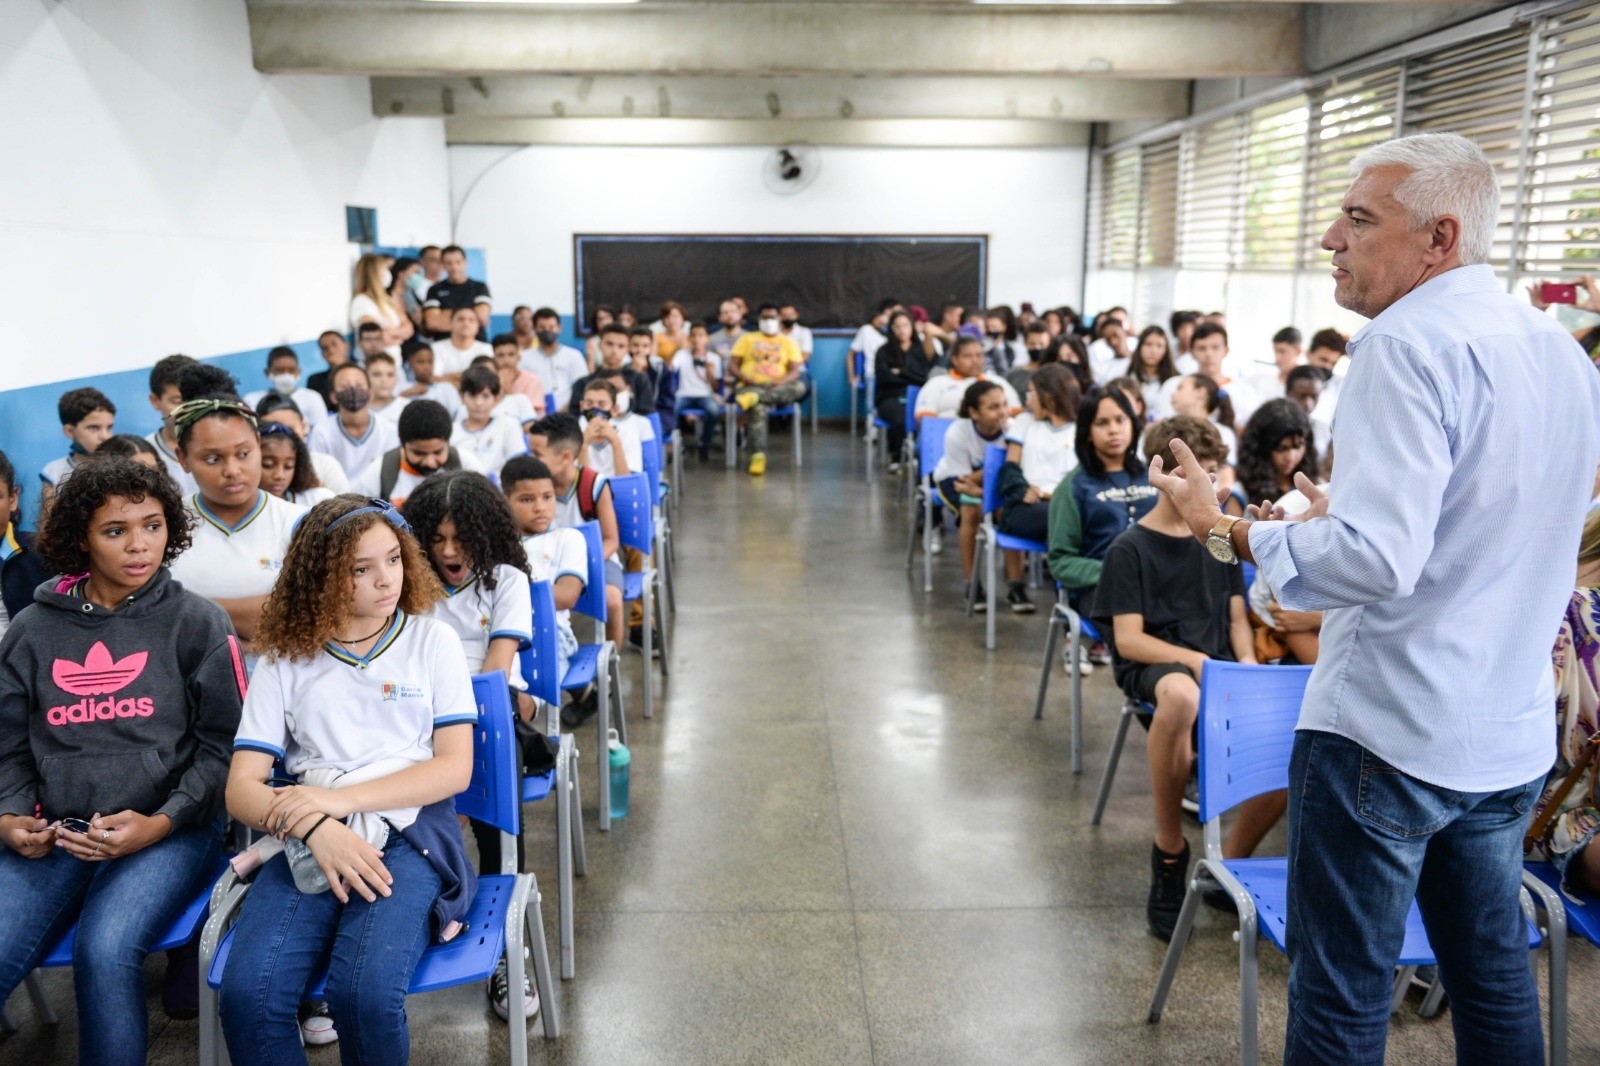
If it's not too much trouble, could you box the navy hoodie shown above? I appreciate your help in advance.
[0,567,244,828]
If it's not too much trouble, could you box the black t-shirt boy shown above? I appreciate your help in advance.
[423,277,492,340]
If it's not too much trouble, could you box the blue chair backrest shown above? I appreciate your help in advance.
[572,519,607,625]
[520,580,563,708]
[905,386,920,430]
[981,444,1007,516]
[854,351,866,380]
[918,417,952,475]
[545,392,557,417]
[1242,561,1258,592]
[644,412,665,449]
[456,672,520,837]
[1197,662,1315,823]
[640,417,665,489]
[608,473,654,553]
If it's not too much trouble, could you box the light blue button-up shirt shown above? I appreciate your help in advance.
[1249,265,1600,791]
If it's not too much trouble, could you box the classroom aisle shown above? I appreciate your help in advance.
[6,428,1592,1065]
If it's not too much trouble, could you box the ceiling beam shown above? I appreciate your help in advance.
[374,74,1190,122]
[247,2,1304,79]
[443,117,1093,148]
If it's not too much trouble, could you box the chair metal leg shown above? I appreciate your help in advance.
[849,386,857,438]
[1238,892,1260,1065]
[1091,702,1138,826]
[985,528,997,651]
[641,579,655,719]
[671,431,683,520]
[793,410,802,468]
[597,649,612,832]
[23,972,55,1025]
[905,488,919,571]
[923,489,935,594]
[964,544,980,617]
[1068,610,1084,774]
[555,738,575,981]
[725,402,736,469]
[654,569,671,676]
[1147,876,1205,1022]
[1418,977,1446,1018]
[1389,966,1417,1014]
[1522,870,1568,1066]
[1032,606,1065,721]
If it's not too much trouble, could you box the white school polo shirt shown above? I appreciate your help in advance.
[450,413,527,483]
[234,612,478,778]
[309,413,400,481]
[1005,413,1078,490]
[423,563,533,690]
[523,527,585,659]
[145,431,197,495]
[431,339,494,378]
[40,455,79,488]
[554,473,608,534]
[168,491,306,600]
[580,413,654,478]
[243,388,328,430]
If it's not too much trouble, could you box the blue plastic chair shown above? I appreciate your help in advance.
[905,416,952,594]
[198,673,561,1065]
[545,392,557,419]
[849,350,871,436]
[521,581,588,981]
[609,474,667,720]
[966,445,1049,649]
[1032,585,1103,776]
[1145,662,1544,1064]
[567,520,625,833]
[723,381,804,470]
[640,413,675,616]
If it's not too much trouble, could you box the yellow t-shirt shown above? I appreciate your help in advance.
[730,332,802,386]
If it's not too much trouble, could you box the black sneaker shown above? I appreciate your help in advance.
[1006,584,1036,614]
[1147,840,1191,942]
[560,686,599,729]
[487,953,539,1021]
[1201,886,1238,914]
[968,581,987,613]
[628,626,664,658]
[161,942,201,1020]
[1181,767,1200,816]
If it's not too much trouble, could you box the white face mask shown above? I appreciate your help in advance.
[270,372,299,395]
[759,318,780,336]
[615,390,632,415]
[380,268,393,289]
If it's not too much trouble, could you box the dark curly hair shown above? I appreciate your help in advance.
[258,423,320,495]
[1236,398,1319,507]
[402,470,529,592]
[255,495,442,663]
[35,457,193,575]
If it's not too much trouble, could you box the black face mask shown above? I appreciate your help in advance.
[780,318,798,329]
[582,408,610,421]
[334,386,370,412]
[535,329,560,346]
[987,331,1005,342]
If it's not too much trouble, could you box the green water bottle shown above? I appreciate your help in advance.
[608,728,630,820]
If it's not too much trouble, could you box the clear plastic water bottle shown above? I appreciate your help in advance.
[284,834,332,894]
[608,728,631,820]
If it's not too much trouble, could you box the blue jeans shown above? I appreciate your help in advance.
[674,395,724,454]
[220,831,440,1066]
[0,820,222,1066]
[1285,730,1543,1065]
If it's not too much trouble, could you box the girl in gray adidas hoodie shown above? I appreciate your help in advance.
[0,457,244,1066]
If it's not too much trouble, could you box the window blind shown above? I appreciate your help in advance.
[1299,65,1400,268]
[1177,114,1242,270]
[1519,4,1600,276]
[1240,94,1309,270]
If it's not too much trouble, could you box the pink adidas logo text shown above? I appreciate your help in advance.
[48,642,155,726]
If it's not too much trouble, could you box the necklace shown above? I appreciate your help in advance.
[333,613,393,651]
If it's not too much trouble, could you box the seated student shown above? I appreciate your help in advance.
[1155,322,1260,428]
[1045,387,1160,664]
[997,365,1082,613]
[727,303,807,476]
[465,354,537,427]
[1529,508,1600,896]
[351,399,485,507]
[983,306,1026,376]
[40,387,117,508]
[309,329,359,412]
[452,365,529,481]
[1094,416,1276,941]
[501,455,583,684]
[1245,326,1305,402]
[1106,375,1148,426]
[260,422,336,508]
[491,333,546,419]
[913,336,1022,426]
[220,496,479,1062]
[848,299,897,389]
[0,457,244,1066]
[366,350,411,424]
[629,325,677,428]
[672,322,725,463]
[1128,326,1179,417]
[309,362,400,480]
[400,340,463,418]
[95,434,164,473]
[431,305,494,384]
[354,320,388,365]
[1165,372,1238,461]
[567,324,655,418]
[1284,364,1323,418]
[526,413,627,664]
[1006,320,1056,399]
[929,380,1010,610]
[1086,314,1131,382]
[1234,399,1318,515]
[0,450,53,640]
[242,346,328,431]
[253,392,350,494]
[874,310,922,465]
[1054,334,1096,397]
[581,374,658,480]
[167,372,308,658]
[145,354,199,493]
[651,301,689,363]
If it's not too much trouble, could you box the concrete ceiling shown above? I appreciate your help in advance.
[244,0,1497,146]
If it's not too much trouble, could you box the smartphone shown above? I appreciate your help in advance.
[57,817,93,835]
[1542,282,1579,305]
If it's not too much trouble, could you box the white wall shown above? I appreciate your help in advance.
[1,0,451,389]
[448,145,1088,317]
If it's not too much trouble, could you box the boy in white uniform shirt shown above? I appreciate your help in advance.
[913,337,1021,425]
[366,352,411,424]
[400,344,462,418]
[451,365,528,483]
[430,306,494,382]
[40,388,117,507]
[502,455,586,681]
[242,347,327,431]
[577,377,654,479]
[671,322,725,462]
[145,354,199,495]
[351,400,485,508]
[1153,322,1262,427]
[308,363,399,480]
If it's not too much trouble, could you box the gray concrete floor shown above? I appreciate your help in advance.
[6,426,1599,1065]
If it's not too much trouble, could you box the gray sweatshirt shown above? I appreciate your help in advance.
[0,567,244,829]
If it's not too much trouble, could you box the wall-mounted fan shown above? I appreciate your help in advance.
[761,145,821,196]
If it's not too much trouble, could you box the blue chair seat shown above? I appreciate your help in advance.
[1527,860,1600,945]
[995,531,1048,555]
[520,767,555,804]
[208,874,516,997]
[622,572,645,601]
[42,856,227,966]
[1225,857,1539,963]
[560,644,601,691]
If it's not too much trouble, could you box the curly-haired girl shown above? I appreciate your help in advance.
[259,422,334,508]
[222,495,480,1060]
[167,389,307,657]
[0,457,243,1066]
[1234,398,1319,511]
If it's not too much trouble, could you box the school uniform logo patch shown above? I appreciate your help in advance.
[382,682,398,702]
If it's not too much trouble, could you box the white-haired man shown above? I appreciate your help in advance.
[1148,131,1600,1062]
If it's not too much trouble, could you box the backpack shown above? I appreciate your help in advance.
[575,465,600,523]
[378,447,463,503]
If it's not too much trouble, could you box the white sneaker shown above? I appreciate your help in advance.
[298,1000,338,1046]
[1062,650,1093,675]
[887,461,902,475]
[488,953,540,1021]
[929,528,944,555]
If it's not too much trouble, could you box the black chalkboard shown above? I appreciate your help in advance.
[574,234,987,331]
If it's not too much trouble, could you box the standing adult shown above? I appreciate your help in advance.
[349,253,412,359]
[1147,132,1600,1064]
[421,246,491,342]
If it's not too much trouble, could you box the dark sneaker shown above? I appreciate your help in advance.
[487,953,539,1021]
[968,581,987,613]
[628,626,664,658]
[1202,886,1238,914]
[1147,840,1191,941]
[161,942,200,1020]
[1006,584,1036,614]
[1181,767,1200,816]
[560,686,599,729]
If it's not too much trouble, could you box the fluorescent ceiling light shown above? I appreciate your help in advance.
[422,1,640,5]
[973,1,1181,5]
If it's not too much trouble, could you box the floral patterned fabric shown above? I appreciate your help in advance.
[1532,587,1600,867]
